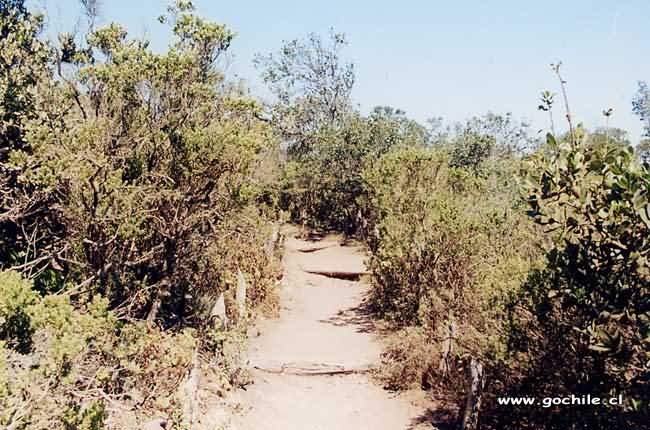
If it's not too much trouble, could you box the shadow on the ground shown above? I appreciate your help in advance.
[303,269,365,281]
[407,407,457,430]
[318,303,377,334]
[296,230,328,242]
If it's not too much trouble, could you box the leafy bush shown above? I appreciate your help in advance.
[61,402,107,430]
[449,129,494,172]
[362,147,456,324]
[363,131,648,428]
[363,67,649,429]
[362,144,544,426]
[0,1,283,427]
[0,0,49,155]
[0,271,201,428]
[501,133,650,428]
[0,270,38,352]
[280,109,428,233]
[363,145,538,331]
[0,0,278,325]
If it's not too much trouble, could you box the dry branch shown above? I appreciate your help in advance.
[253,361,373,376]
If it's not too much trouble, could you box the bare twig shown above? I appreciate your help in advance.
[551,62,575,143]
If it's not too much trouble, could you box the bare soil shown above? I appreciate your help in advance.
[222,226,435,429]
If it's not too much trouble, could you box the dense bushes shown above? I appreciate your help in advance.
[280,109,428,232]
[0,270,200,428]
[12,6,275,322]
[0,270,37,352]
[0,1,48,156]
[361,127,648,428]
[1,1,282,427]
[498,133,649,428]
[362,144,542,384]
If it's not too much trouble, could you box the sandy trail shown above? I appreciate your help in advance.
[227,226,433,430]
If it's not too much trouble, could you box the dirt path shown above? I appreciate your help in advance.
[225,226,433,430]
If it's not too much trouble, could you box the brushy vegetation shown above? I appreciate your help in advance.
[268,31,649,428]
[501,126,649,429]
[1,0,281,427]
[1,0,648,428]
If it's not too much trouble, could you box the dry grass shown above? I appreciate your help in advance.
[376,327,438,391]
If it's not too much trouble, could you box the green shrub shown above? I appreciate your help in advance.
[0,270,204,428]
[3,1,279,330]
[362,145,544,424]
[0,270,38,352]
[363,147,538,335]
[449,129,494,172]
[61,402,107,430]
[508,133,650,427]
[280,109,428,233]
[362,148,467,325]
[0,1,287,427]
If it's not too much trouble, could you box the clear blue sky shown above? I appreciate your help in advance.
[32,0,650,141]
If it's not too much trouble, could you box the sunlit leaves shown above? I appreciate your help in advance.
[524,129,649,410]
[255,30,355,157]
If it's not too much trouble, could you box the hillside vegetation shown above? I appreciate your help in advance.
[1,1,648,429]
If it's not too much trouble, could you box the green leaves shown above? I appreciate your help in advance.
[87,23,127,57]
[0,0,48,155]
[449,129,494,172]
[279,108,428,232]
[2,0,278,322]
[255,30,355,157]
[632,81,650,138]
[0,2,281,426]
[0,270,38,352]
[524,130,649,416]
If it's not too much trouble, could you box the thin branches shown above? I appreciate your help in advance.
[551,62,574,143]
